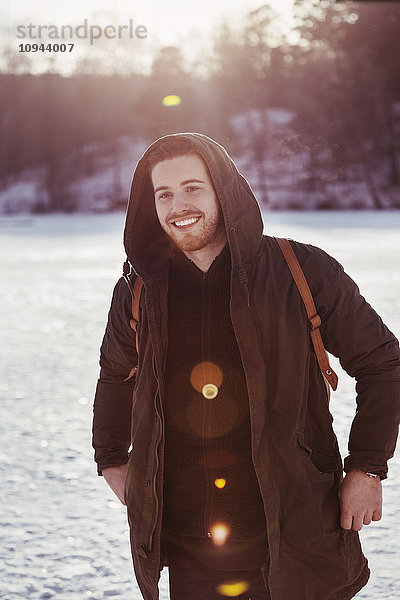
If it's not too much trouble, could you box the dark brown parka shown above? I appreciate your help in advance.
[93,133,400,600]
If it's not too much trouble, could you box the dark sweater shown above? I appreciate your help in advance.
[162,245,267,569]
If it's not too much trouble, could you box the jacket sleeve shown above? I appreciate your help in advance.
[320,262,400,479]
[92,276,138,475]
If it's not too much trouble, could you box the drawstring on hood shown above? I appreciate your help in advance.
[123,132,264,301]
[122,259,134,291]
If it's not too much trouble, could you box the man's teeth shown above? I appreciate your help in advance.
[174,217,200,227]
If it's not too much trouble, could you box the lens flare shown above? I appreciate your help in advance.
[190,362,223,392]
[209,523,230,546]
[202,383,218,399]
[162,94,181,107]
[216,580,250,597]
[214,478,227,489]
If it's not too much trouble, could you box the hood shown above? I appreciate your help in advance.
[123,132,264,282]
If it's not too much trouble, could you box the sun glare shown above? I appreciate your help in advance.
[136,0,295,44]
[8,0,296,74]
[11,0,295,46]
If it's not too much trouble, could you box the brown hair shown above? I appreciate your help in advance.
[146,137,200,174]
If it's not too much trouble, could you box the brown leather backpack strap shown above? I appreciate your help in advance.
[124,276,144,382]
[275,237,338,393]
[130,276,144,354]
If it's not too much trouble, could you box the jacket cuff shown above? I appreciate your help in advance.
[96,455,129,476]
[344,453,388,480]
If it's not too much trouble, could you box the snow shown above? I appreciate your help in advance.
[0,211,399,599]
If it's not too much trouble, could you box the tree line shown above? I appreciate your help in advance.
[1,0,399,211]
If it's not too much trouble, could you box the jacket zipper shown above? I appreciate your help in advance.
[200,271,214,537]
[229,271,271,543]
[145,356,164,553]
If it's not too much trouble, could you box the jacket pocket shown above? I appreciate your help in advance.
[295,434,338,475]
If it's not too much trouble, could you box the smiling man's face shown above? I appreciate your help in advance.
[151,154,226,260]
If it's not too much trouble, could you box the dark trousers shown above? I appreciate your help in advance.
[167,544,270,600]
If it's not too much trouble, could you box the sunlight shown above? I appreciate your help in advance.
[135,0,295,47]
[7,0,296,74]
[9,0,295,47]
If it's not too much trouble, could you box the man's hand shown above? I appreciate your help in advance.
[102,464,128,506]
[339,469,382,531]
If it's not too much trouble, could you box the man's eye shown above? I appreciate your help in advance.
[186,186,199,192]
[158,192,171,199]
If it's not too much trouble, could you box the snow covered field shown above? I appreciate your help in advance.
[1,211,399,600]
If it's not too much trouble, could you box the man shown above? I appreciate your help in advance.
[92,132,400,600]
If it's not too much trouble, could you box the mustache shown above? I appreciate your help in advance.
[167,209,204,223]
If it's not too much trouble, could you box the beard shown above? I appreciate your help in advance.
[166,210,226,253]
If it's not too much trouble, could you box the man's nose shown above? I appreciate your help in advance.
[171,190,189,214]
